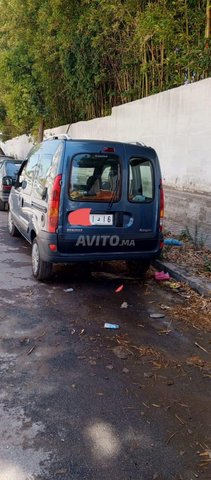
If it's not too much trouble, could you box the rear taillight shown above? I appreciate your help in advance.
[159,180,164,232]
[2,185,11,192]
[47,174,62,233]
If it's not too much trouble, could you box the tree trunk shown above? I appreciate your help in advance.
[38,118,45,143]
[205,0,211,38]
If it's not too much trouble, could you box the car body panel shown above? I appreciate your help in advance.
[9,139,163,264]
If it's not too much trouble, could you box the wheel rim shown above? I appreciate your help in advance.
[32,242,39,275]
[8,211,13,233]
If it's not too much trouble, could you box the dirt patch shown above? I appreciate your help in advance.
[113,334,172,369]
[162,231,211,279]
[157,279,211,332]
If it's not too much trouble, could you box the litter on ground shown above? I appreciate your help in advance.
[164,238,183,246]
[104,323,120,329]
[150,313,166,319]
[121,302,128,309]
[115,284,124,293]
[154,271,170,281]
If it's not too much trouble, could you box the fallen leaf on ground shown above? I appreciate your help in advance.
[186,355,205,368]
[160,304,171,310]
[34,331,46,340]
[121,302,128,308]
[199,450,211,459]
[89,360,97,365]
[166,431,179,445]
[113,346,131,359]
[195,341,208,353]
[27,345,36,355]
[123,368,129,373]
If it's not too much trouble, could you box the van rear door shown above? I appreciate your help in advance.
[124,143,161,252]
[58,141,161,256]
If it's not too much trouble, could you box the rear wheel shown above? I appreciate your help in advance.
[32,238,53,281]
[0,199,6,211]
[8,210,19,237]
[126,259,151,277]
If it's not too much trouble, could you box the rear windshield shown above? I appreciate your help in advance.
[129,158,154,202]
[69,153,120,202]
[5,162,22,176]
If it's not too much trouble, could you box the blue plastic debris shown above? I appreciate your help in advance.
[164,238,183,246]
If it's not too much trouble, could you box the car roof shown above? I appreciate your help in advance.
[0,156,22,162]
[44,135,147,148]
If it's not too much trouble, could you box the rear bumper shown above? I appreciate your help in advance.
[37,231,162,264]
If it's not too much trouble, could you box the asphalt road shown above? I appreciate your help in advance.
[0,211,210,480]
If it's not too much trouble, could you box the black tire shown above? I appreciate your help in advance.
[32,238,53,281]
[0,199,6,211]
[126,259,151,277]
[8,210,20,237]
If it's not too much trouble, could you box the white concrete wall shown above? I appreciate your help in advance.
[2,134,34,159]
[3,78,211,194]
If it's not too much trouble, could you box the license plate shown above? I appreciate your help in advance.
[90,214,113,226]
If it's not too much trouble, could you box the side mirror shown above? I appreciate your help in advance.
[21,180,27,189]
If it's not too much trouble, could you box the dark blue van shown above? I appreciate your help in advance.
[8,136,164,280]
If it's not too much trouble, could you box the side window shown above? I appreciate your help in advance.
[34,143,63,201]
[34,154,53,200]
[22,154,39,195]
[101,166,111,189]
[129,158,154,202]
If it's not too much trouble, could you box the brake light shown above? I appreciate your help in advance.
[103,147,115,153]
[159,179,164,232]
[47,174,62,233]
[2,185,11,191]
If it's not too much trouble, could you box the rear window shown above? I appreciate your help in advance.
[69,153,121,202]
[5,162,22,176]
[129,158,154,202]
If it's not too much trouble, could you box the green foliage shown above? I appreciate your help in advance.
[0,0,210,137]
[204,256,211,272]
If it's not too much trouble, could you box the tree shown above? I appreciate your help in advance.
[0,0,210,138]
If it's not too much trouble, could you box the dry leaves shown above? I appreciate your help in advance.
[165,283,211,331]
[163,240,211,279]
[114,335,170,368]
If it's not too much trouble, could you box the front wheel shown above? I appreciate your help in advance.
[126,259,151,277]
[32,238,53,281]
[8,211,19,236]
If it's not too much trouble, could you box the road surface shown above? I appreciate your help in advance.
[0,211,210,480]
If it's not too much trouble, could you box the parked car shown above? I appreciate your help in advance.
[0,156,23,210]
[8,136,164,281]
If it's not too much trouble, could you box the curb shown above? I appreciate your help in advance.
[152,259,211,297]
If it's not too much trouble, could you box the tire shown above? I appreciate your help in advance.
[32,238,53,281]
[126,259,151,277]
[8,210,19,237]
[0,199,6,211]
